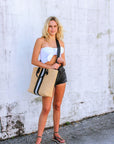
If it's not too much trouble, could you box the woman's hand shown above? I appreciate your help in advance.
[57,57,64,64]
[51,63,60,70]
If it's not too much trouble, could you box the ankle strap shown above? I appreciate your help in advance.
[37,136,42,138]
[54,132,58,133]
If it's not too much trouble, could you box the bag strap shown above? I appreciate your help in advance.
[56,39,61,63]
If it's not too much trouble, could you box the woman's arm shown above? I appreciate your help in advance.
[31,38,51,69]
[31,38,60,69]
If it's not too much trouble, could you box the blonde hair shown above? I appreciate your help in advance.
[42,16,64,41]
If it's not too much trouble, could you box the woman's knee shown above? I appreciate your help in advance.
[53,103,61,111]
[42,106,51,114]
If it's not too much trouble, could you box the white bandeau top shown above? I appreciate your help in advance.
[40,46,64,63]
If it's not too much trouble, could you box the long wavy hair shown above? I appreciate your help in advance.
[42,16,64,41]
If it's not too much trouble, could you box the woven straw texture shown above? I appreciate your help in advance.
[39,68,58,97]
[28,67,58,97]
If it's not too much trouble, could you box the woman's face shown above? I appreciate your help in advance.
[48,20,58,36]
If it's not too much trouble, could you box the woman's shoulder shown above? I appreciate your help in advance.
[36,37,45,43]
[58,39,64,48]
[35,37,45,47]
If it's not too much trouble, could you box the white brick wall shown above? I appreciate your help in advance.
[0,0,114,140]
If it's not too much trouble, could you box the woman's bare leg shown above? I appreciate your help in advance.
[36,96,53,144]
[53,83,66,142]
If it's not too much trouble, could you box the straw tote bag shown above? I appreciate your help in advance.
[28,39,60,97]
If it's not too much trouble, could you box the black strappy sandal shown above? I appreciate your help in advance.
[52,132,66,144]
[36,136,42,144]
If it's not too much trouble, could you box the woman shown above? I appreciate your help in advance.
[31,16,67,144]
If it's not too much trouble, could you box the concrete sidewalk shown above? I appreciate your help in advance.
[0,112,114,144]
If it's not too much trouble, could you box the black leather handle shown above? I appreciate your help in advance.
[56,39,61,63]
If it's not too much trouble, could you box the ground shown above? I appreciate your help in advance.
[0,112,114,144]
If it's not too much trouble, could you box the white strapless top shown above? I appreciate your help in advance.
[40,47,64,63]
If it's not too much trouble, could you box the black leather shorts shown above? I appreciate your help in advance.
[55,66,67,86]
